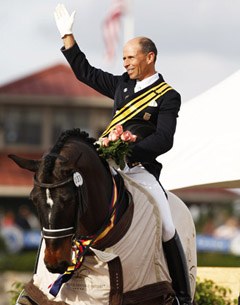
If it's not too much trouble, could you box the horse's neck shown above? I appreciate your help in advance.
[77,165,113,236]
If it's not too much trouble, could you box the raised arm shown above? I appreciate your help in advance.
[54,4,76,49]
[54,4,121,100]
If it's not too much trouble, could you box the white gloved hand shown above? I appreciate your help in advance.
[54,3,76,38]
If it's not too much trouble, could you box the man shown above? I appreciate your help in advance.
[54,4,192,305]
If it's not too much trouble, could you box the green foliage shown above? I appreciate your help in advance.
[98,139,132,170]
[195,277,238,305]
[0,251,37,272]
[197,253,240,267]
[8,281,24,305]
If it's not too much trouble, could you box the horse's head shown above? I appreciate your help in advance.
[9,129,112,274]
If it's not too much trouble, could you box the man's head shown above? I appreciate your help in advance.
[123,37,158,81]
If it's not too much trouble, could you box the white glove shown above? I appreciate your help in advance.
[54,3,76,38]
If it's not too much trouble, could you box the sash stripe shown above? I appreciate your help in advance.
[113,82,167,119]
[101,82,172,138]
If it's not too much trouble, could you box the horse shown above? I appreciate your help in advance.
[9,128,197,305]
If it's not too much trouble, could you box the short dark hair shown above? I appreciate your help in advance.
[139,37,158,62]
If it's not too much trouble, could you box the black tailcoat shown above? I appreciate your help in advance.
[62,43,181,179]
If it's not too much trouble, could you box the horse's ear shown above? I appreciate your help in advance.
[8,154,40,172]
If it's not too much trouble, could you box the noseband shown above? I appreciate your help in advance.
[34,171,85,239]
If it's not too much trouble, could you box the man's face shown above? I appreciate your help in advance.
[123,39,154,81]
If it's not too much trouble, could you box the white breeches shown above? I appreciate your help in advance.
[123,165,175,242]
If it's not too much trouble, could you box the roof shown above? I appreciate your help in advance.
[0,64,104,98]
[0,64,110,196]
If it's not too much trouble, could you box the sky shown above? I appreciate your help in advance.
[1,0,240,101]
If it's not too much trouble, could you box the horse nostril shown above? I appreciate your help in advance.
[46,260,71,274]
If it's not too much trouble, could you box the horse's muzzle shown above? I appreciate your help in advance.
[44,239,73,274]
[45,259,71,274]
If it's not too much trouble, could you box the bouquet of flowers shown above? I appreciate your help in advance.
[98,124,137,170]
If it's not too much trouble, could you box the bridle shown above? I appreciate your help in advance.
[34,165,124,297]
[34,169,119,241]
[34,171,85,240]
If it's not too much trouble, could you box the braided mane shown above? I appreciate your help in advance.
[43,129,97,180]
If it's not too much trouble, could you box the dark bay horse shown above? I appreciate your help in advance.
[10,129,196,305]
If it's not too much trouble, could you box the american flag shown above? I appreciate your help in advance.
[103,0,126,61]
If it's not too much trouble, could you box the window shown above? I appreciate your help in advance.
[4,108,42,145]
[52,109,91,142]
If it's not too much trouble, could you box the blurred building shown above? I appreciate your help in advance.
[0,64,112,205]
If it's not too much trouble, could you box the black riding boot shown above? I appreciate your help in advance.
[163,231,192,305]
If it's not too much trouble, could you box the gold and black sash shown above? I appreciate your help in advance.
[101,81,172,138]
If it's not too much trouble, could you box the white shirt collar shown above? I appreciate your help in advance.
[134,73,159,93]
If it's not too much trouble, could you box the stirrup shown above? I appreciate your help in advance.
[174,297,181,305]
[174,296,192,305]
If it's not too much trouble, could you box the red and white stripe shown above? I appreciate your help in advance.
[103,0,126,61]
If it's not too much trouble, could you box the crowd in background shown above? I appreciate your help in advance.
[0,205,40,253]
[0,205,40,231]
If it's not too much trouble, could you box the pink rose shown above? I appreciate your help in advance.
[101,137,110,147]
[130,134,137,142]
[114,124,123,136]
[120,130,134,142]
[108,130,120,142]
